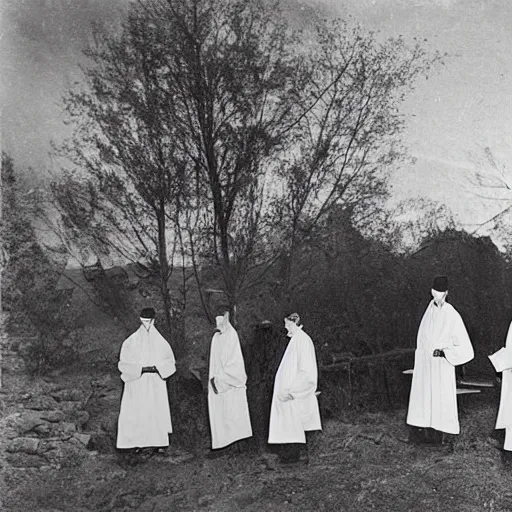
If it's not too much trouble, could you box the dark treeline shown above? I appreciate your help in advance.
[262,208,511,414]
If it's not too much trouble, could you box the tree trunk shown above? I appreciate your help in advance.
[156,202,174,352]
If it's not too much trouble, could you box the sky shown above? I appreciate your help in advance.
[1,0,512,241]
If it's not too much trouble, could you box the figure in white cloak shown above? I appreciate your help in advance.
[268,313,322,463]
[406,276,474,439]
[489,321,512,453]
[208,308,252,450]
[117,308,176,450]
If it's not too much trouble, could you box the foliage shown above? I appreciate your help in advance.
[248,206,512,411]
[2,153,79,374]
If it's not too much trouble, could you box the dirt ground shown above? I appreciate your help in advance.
[1,344,512,512]
[1,277,510,512]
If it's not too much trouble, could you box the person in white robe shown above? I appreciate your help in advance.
[117,307,176,450]
[489,322,512,452]
[268,313,322,462]
[406,276,474,439]
[208,309,252,450]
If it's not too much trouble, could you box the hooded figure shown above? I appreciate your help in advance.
[407,276,474,435]
[268,313,321,458]
[208,309,252,449]
[489,322,512,451]
[117,308,176,449]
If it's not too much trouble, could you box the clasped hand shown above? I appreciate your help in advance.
[432,349,445,358]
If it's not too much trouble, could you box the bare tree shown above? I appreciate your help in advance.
[468,146,512,242]
[50,0,443,327]
[51,12,188,346]
[274,20,443,300]
[140,0,308,320]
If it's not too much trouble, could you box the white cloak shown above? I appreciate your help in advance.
[490,321,512,441]
[268,326,322,444]
[208,324,252,449]
[406,300,474,434]
[117,324,176,449]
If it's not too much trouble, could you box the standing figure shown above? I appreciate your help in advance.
[268,313,322,463]
[407,276,474,440]
[117,308,176,450]
[208,308,252,450]
[489,321,512,454]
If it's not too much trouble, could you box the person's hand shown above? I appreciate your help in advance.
[210,377,219,394]
[433,349,445,358]
[278,392,294,402]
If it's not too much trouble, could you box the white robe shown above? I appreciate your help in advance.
[268,326,322,444]
[208,324,252,449]
[489,322,512,450]
[117,324,176,449]
[406,300,474,434]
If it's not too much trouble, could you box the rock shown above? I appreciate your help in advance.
[4,412,21,427]
[58,422,77,434]
[14,411,47,434]
[25,395,58,410]
[33,423,52,436]
[50,389,83,402]
[40,410,65,423]
[6,452,47,468]
[37,440,57,454]
[69,410,90,429]
[73,433,91,447]
[5,428,20,440]
[41,440,83,462]
[7,437,40,455]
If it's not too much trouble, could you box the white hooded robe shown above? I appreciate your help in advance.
[406,300,474,434]
[268,326,322,444]
[117,324,176,449]
[208,323,252,449]
[489,321,512,450]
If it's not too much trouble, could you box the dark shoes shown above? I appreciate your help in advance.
[279,454,309,465]
[409,427,448,446]
[278,444,309,465]
[119,447,168,465]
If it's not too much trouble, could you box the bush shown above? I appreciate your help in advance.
[2,153,80,375]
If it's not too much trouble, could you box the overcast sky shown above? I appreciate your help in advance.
[2,0,512,238]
